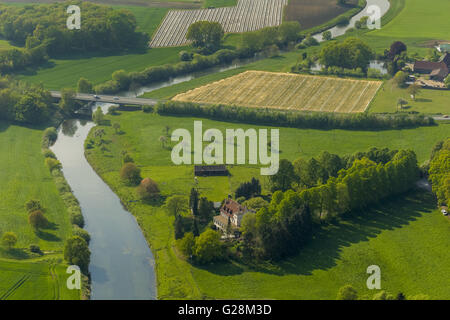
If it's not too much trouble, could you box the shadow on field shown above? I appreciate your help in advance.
[201,192,435,277]
[36,230,61,242]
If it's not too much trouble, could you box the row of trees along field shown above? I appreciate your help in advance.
[0,2,148,74]
[428,138,450,207]
[241,148,419,260]
[154,101,435,130]
[93,21,303,94]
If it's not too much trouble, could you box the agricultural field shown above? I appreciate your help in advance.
[85,110,450,299]
[284,0,359,29]
[150,0,288,47]
[173,71,382,113]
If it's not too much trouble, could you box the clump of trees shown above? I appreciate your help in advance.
[0,77,54,124]
[428,138,450,206]
[235,178,261,199]
[187,21,224,54]
[319,37,374,72]
[176,229,225,263]
[0,2,148,63]
[64,236,91,273]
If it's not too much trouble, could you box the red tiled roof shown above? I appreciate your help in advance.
[220,199,246,216]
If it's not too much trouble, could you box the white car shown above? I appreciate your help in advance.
[442,209,448,216]
[93,95,100,99]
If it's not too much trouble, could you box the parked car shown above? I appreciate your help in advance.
[93,95,100,99]
[113,97,119,101]
[442,209,448,216]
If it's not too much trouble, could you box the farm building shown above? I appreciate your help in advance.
[194,165,228,176]
[413,54,450,82]
[213,196,250,232]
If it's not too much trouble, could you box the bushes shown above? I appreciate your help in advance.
[1,232,17,249]
[120,163,141,185]
[45,158,62,172]
[28,210,48,230]
[72,225,91,244]
[155,100,435,131]
[42,127,58,148]
[25,199,43,213]
[136,177,160,200]
[64,236,91,273]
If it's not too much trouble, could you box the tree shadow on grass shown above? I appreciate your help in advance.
[36,230,61,242]
[0,248,31,260]
[199,192,435,277]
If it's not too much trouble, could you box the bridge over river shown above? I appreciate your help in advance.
[50,91,159,106]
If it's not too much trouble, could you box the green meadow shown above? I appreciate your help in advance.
[85,110,450,299]
[0,122,79,300]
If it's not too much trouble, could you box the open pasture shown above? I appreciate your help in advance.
[173,70,382,113]
[150,0,288,47]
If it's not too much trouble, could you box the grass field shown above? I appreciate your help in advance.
[173,70,382,113]
[0,259,80,300]
[369,80,450,114]
[0,122,80,300]
[85,110,450,299]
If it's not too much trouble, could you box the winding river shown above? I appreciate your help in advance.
[50,0,391,300]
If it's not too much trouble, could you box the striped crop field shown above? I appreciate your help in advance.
[172,71,383,113]
[150,0,288,47]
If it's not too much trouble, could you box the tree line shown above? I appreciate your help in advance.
[241,148,420,260]
[428,138,449,207]
[154,101,436,131]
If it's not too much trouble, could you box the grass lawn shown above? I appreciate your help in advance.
[0,258,80,300]
[369,80,450,114]
[0,121,80,300]
[85,110,450,299]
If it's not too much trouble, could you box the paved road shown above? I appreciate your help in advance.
[50,91,159,106]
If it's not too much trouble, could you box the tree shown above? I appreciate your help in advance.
[186,21,224,53]
[242,197,269,212]
[393,71,408,88]
[93,128,106,145]
[322,30,332,41]
[64,236,90,273]
[77,77,93,93]
[28,210,48,230]
[137,177,160,200]
[92,107,104,124]
[198,197,213,222]
[25,199,42,212]
[388,41,407,60]
[174,214,184,240]
[1,232,17,249]
[336,285,358,300]
[189,188,199,216]
[112,123,121,134]
[194,229,224,263]
[408,83,421,101]
[120,162,141,185]
[269,159,296,192]
[445,75,450,89]
[59,88,78,115]
[397,98,408,111]
[164,195,188,217]
[176,232,196,257]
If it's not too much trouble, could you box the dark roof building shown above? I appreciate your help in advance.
[413,59,449,82]
[194,165,228,177]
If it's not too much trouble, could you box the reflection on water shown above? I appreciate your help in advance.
[51,107,156,300]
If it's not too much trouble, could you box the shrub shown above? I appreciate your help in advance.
[336,16,350,26]
[176,232,196,257]
[69,207,85,228]
[337,285,358,300]
[1,232,17,249]
[29,244,41,254]
[42,127,57,147]
[25,199,43,212]
[120,163,141,185]
[28,210,48,230]
[45,158,62,172]
[64,236,90,273]
[72,225,91,244]
[142,105,153,113]
[194,229,224,264]
[179,51,193,61]
[42,149,56,159]
[137,177,160,200]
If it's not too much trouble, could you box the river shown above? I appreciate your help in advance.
[50,0,391,300]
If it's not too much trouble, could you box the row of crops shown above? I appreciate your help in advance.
[173,71,383,113]
[150,0,288,47]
